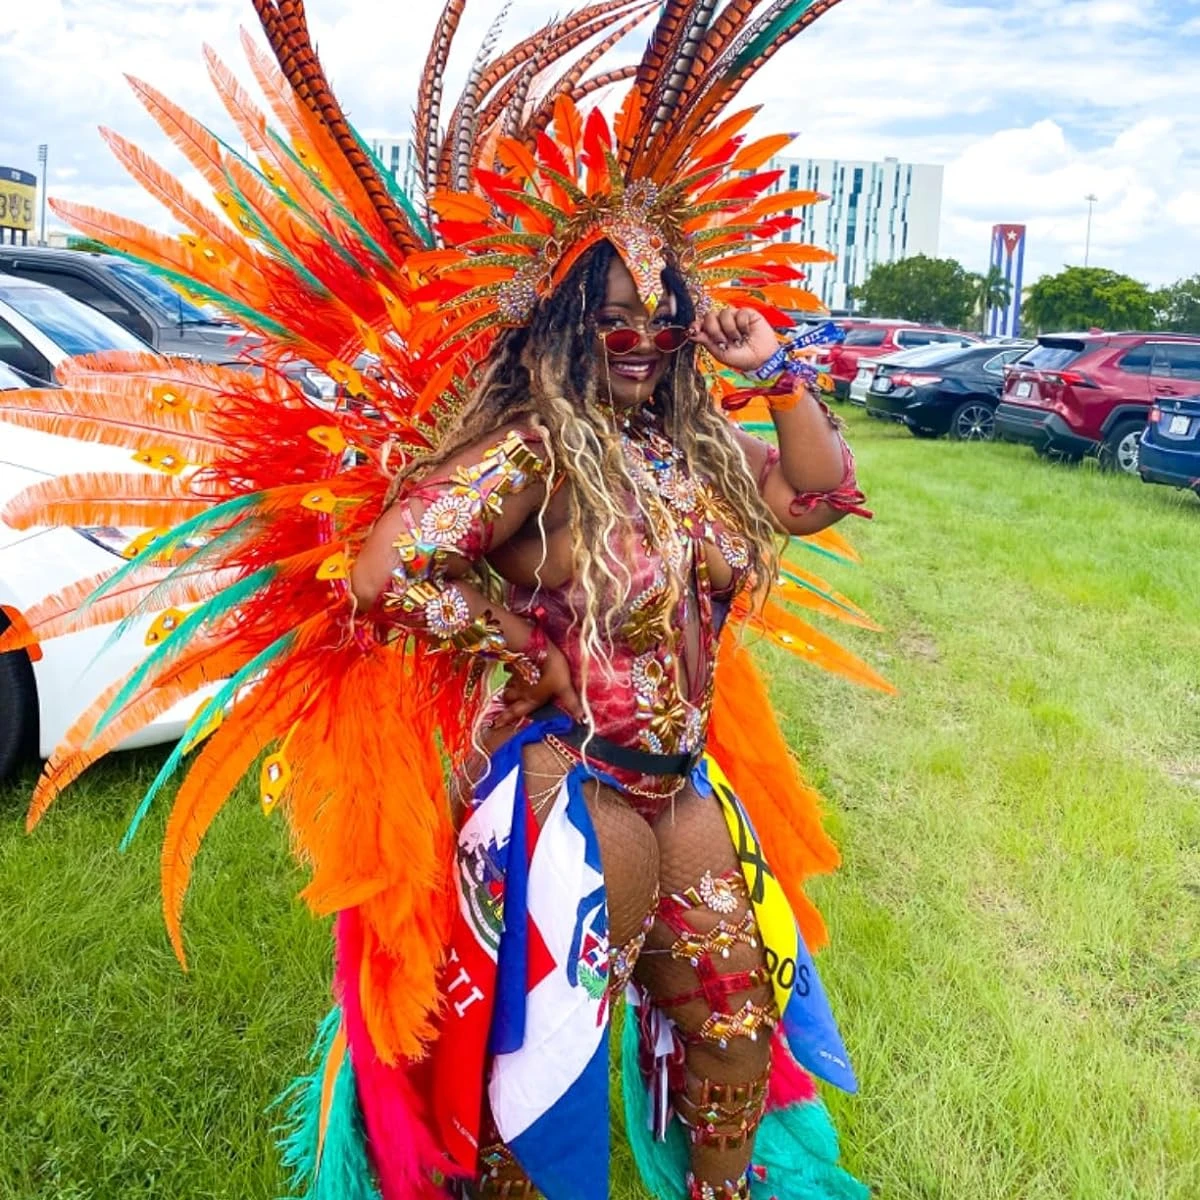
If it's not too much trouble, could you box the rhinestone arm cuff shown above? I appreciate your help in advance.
[368,429,550,668]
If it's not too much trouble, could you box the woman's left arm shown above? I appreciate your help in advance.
[691,307,870,536]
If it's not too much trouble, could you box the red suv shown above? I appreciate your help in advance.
[996,333,1200,472]
[818,321,979,400]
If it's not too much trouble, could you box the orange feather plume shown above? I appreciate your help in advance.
[708,635,839,951]
[3,472,214,532]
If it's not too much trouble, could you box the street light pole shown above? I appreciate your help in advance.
[36,144,48,246]
[1083,193,1097,268]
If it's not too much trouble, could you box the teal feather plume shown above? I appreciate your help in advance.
[620,1005,688,1200]
[117,621,297,850]
[82,491,266,610]
[90,561,280,748]
[621,998,868,1200]
[349,128,434,248]
[729,0,818,76]
[780,567,867,620]
[221,166,333,298]
[274,1006,382,1200]
[98,519,264,654]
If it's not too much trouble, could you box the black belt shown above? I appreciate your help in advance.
[529,705,702,777]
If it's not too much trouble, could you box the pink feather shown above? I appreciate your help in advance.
[334,910,460,1199]
[767,1030,818,1109]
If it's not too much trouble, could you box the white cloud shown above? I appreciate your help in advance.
[3,0,1198,287]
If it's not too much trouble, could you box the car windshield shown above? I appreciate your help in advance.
[0,282,151,356]
[843,326,889,347]
[107,262,224,325]
[0,360,24,389]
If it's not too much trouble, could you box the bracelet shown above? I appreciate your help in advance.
[752,344,791,382]
[523,620,549,668]
[751,319,844,381]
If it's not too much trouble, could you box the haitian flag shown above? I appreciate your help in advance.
[430,756,520,1170]
[488,768,610,1200]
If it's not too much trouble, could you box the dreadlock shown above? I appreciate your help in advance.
[386,240,780,720]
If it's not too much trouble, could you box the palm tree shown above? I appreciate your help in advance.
[974,266,1013,333]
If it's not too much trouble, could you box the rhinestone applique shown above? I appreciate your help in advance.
[424,585,471,637]
[697,870,741,915]
[420,494,475,546]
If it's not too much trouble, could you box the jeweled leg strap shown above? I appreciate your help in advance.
[650,870,779,1049]
[475,1139,538,1199]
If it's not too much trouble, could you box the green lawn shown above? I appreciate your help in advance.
[2,411,1198,1199]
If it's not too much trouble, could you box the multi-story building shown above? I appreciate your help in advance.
[770,156,943,312]
[367,136,422,197]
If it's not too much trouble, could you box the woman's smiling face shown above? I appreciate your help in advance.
[595,256,681,410]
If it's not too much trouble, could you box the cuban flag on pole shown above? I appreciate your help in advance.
[488,768,611,1200]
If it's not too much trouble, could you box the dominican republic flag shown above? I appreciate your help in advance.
[489,768,610,1200]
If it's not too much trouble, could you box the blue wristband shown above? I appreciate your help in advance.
[752,319,844,381]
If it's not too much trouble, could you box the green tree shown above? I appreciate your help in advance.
[973,265,1013,332]
[1150,274,1200,333]
[1021,266,1155,334]
[850,255,977,327]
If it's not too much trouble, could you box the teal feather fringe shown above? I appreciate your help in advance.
[83,490,265,609]
[350,128,435,248]
[620,1008,688,1200]
[621,1003,868,1200]
[274,1006,382,1200]
[751,1103,869,1200]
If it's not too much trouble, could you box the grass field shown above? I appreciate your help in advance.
[2,411,1197,1199]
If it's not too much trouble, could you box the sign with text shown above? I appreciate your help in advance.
[0,167,37,233]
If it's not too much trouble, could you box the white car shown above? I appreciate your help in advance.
[847,359,878,406]
[0,277,216,781]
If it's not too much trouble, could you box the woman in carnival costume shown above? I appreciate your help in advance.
[0,1,892,1197]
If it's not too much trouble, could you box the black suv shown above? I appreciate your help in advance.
[0,245,255,365]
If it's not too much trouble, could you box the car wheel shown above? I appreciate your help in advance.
[949,400,996,442]
[909,426,940,439]
[1099,420,1144,475]
[0,612,39,781]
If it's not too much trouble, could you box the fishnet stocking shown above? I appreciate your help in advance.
[635,788,776,1192]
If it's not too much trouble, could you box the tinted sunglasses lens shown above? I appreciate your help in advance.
[654,326,688,353]
[603,328,641,355]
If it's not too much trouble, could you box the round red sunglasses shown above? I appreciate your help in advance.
[600,324,689,356]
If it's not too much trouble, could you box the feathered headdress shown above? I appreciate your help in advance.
[0,0,880,1074]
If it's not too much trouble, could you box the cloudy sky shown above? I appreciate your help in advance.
[3,0,1199,286]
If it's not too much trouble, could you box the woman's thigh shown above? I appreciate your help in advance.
[636,786,774,1053]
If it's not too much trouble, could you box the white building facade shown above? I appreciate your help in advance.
[367,136,422,198]
[770,156,944,312]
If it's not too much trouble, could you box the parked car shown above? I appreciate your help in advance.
[862,342,1032,439]
[0,260,338,401]
[0,273,154,383]
[0,245,257,364]
[0,281,217,781]
[1138,395,1200,496]
[849,344,947,406]
[995,333,1200,473]
[822,322,980,401]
